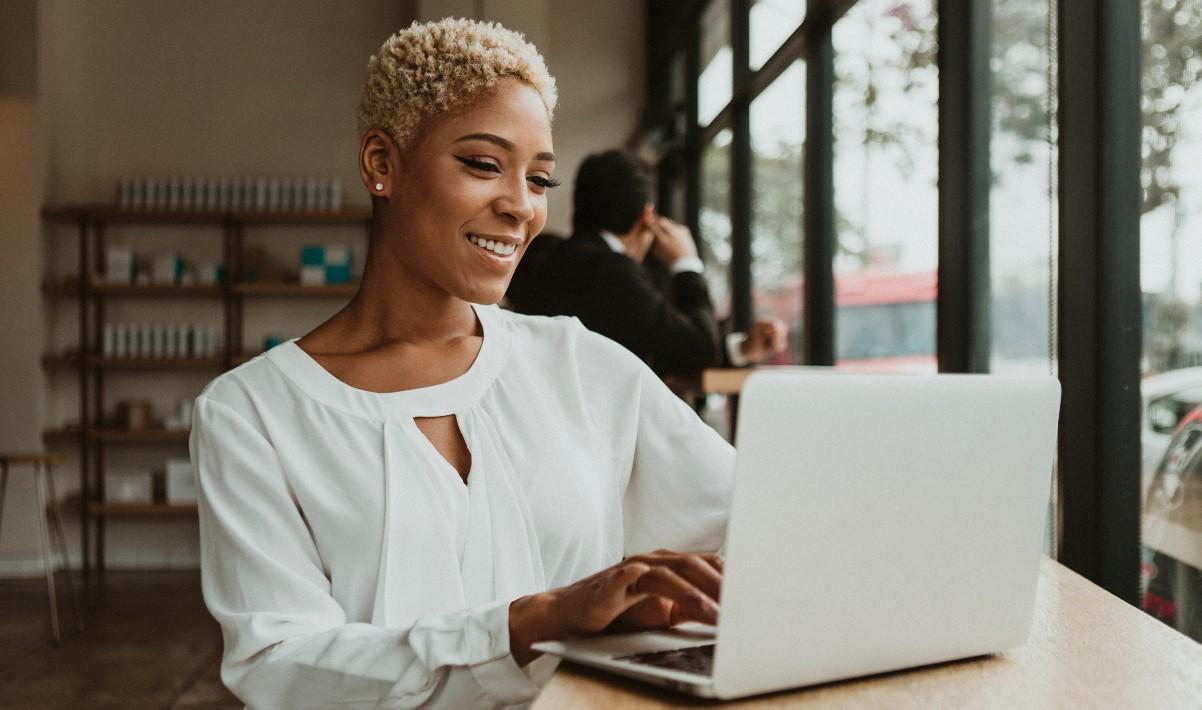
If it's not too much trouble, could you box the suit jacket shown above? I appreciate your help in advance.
[506,229,721,377]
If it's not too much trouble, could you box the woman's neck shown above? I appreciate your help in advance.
[299,236,479,357]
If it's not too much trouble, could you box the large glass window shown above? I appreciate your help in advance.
[699,0,732,126]
[990,0,1058,377]
[701,129,734,318]
[750,62,805,364]
[750,0,806,71]
[1139,0,1202,643]
[832,0,939,373]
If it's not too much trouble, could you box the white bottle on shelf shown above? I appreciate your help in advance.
[152,323,166,358]
[207,324,221,357]
[138,323,151,358]
[329,178,343,211]
[164,323,178,358]
[113,323,128,358]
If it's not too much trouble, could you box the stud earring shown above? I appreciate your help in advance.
[375,183,384,191]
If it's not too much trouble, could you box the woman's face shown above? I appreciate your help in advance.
[374,78,555,305]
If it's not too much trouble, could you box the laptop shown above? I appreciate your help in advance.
[532,371,1061,699]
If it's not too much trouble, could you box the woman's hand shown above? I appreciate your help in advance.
[508,550,723,666]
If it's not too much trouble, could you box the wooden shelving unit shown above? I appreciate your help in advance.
[43,427,189,443]
[43,278,224,298]
[233,281,359,298]
[49,496,198,517]
[42,352,226,370]
[89,502,198,517]
[42,202,369,575]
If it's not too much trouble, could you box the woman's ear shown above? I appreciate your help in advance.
[360,130,394,198]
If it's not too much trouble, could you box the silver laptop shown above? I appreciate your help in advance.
[533,371,1061,700]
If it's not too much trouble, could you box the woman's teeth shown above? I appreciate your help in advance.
[467,234,517,256]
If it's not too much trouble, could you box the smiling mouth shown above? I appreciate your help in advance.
[466,233,518,257]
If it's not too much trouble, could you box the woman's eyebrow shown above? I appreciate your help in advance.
[455,133,555,162]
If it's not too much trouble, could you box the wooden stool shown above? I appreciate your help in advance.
[0,452,83,644]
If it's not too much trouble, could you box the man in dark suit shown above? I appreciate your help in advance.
[507,150,784,378]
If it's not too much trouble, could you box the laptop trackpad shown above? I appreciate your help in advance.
[533,623,716,658]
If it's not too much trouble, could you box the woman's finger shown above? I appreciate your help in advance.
[630,566,719,625]
[600,562,649,602]
[631,552,722,601]
[565,562,651,635]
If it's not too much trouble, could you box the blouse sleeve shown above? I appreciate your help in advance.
[598,337,737,555]
[191,395,545,709]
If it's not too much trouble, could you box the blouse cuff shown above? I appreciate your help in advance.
[466,600,545,705]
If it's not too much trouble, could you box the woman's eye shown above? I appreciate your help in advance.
[454,156,501,173]
[528,175,562,190]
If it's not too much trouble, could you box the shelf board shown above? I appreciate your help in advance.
[42,426,84,441]
[41,351,82,368]
[43,277,224,297]
[40,205,89,223]
[234,208,370,224]
[41,203,370,225]
[45,277,357,298]
[41,352,225,370]
[89,502,198,517]
[41,278,78,296]
[42,428,189,444]
[91,429,190,444]
[94,282,224,297]
[95,356,225,370]
[234,281,358,297]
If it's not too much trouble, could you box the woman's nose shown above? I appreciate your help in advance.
[494,176,536,224]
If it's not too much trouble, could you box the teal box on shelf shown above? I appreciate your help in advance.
[299,244,353,285]
[325,264,351,284]
[300,245,326,266]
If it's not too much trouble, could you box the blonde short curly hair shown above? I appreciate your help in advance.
[357,18,558,152]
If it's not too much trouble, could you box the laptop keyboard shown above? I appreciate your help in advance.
[616,644,715,676]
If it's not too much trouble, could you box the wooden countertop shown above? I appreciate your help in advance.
[532,559,1202,708]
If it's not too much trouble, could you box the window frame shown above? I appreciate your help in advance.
[644,0,1143,604]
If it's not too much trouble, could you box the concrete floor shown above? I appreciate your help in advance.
[0,571,241,709]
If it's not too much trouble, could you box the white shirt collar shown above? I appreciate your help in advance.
[598,230,626,255]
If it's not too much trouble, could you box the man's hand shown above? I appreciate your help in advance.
[647,216,699,265]
[738,317,788,364]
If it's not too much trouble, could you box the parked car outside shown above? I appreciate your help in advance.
[1141,367,1202,495]
[1140,405,1202,642]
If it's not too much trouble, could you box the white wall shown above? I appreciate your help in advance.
[0,96,48,574]
[1,0,644,574]
[0,0,48,575]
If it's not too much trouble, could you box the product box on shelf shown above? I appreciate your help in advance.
[165,457,196,503]
[196,262,223,285]
[105,246,134,284]
[105,469,153,504]
[152,252,183,285]
[116,399,154,430]
[299,243,353,286]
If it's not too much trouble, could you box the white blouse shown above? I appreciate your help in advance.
[190,303,736,709]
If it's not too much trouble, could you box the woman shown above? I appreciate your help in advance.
[191,18,734,709]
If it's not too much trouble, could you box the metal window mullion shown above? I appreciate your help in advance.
[686,15,703,246]
[936,0,991,373]
[731,0,753,331]
[1056,0,1142,605]
[804,1,835,365]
